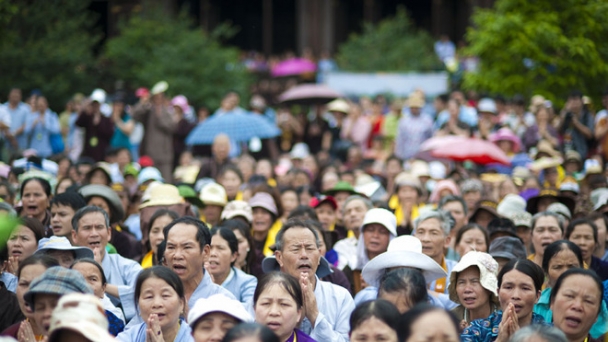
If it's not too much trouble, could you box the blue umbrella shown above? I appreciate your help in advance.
[186,112,281,145]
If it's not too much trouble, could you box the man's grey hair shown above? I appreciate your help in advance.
[460,179,483,194]
[413,209,451,235]
[341,195,373,217]
[531,211,564,233]
[72,206,111,232]
[508,325,568,342]
[275,218,321,251]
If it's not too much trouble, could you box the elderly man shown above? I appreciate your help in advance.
[196,134,232,179]
[70,206,142,318]
[413,210,457,294]
[438,195,468,260]
[274,218,355,342]
[333,195,373,271]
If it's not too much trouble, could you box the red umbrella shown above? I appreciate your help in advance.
[271,58,317,77]
[429,137,511,165]
[278,84,342,105]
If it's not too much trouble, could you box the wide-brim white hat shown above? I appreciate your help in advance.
[448,251,498,304]
[362,235,446,287]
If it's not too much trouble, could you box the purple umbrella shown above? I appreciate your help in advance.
[278,84,342,105]
[271,58,317,77]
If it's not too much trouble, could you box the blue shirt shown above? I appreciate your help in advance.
[124,270,236,329]
[222,267,257,304]
[117,319,193,342]
[1,272,17,293]
[101,252,143,320]
[299,278,354,342]
[428,258,457,295]
[461,311,550,342]
[534,287,607,338]
[110,114,132,149]
[394,114,433,160]
[4,102,31,149]
[434,106,479,131]
[24,109,60,157]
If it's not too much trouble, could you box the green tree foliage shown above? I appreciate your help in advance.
[0,0,100,108]
[336,7,442,72]
[103,5,250,109]
[464,0,608,102]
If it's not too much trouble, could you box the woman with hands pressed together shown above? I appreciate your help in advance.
[116,266,194,342]
[461,259,549,342]
[253,272,316,342]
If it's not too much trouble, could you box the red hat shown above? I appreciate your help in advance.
[135,87,149,98]
[138,156,154,168]
[309,195,337,210]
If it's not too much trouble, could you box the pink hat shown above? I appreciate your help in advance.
[429,179,460,203]
[489,128,521,153]
[135,87,149,98]
[248,192,278,216]
[171,95,189,114]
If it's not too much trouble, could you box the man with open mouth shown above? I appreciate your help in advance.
[273,218,355,342]
[71,205,142,321]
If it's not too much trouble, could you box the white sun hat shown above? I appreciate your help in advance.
[361,235,446,287]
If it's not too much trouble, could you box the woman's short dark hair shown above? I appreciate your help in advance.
[565,218,598,244]
[218,165,244,184]
[549,268,603,316]
[454,223,490,248]
[253,272,303,309]
[210,227,239,266]
[221,323,279,342]
[17,254,59,279]
[134,266,184,307]
[498,259,544,292]
[20,177,52,198]
[70,258,107,286]
[349,299,400,334]
[541,240,583,273]
[150,209,179,232]
[398,304,460,342]
[20,217,45,243]
[222,219,254,273]
[378,268,427,310]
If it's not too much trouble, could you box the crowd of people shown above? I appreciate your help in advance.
[0,81,608,342]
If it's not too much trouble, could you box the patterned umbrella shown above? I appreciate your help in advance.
[185,112,281,145]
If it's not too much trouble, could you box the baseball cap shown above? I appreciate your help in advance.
[24,268,93,307]
[188,294,253,328]
[361,208,397,236]
[221,201,253,223]
[199,183,228,207]
[309,195,337,210]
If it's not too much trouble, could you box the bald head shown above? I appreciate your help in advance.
[212,134,231,161]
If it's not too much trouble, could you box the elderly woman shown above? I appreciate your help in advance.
[534,240,608,339]
[529,212,565,268]
[565,218,608,280]
[461,259,549,342]
[550,269,605,342]
[448,251,500,328]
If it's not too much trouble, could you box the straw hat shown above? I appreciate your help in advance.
[221,200,253,222]
[139,184,185,209]
[327,99,350,114]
